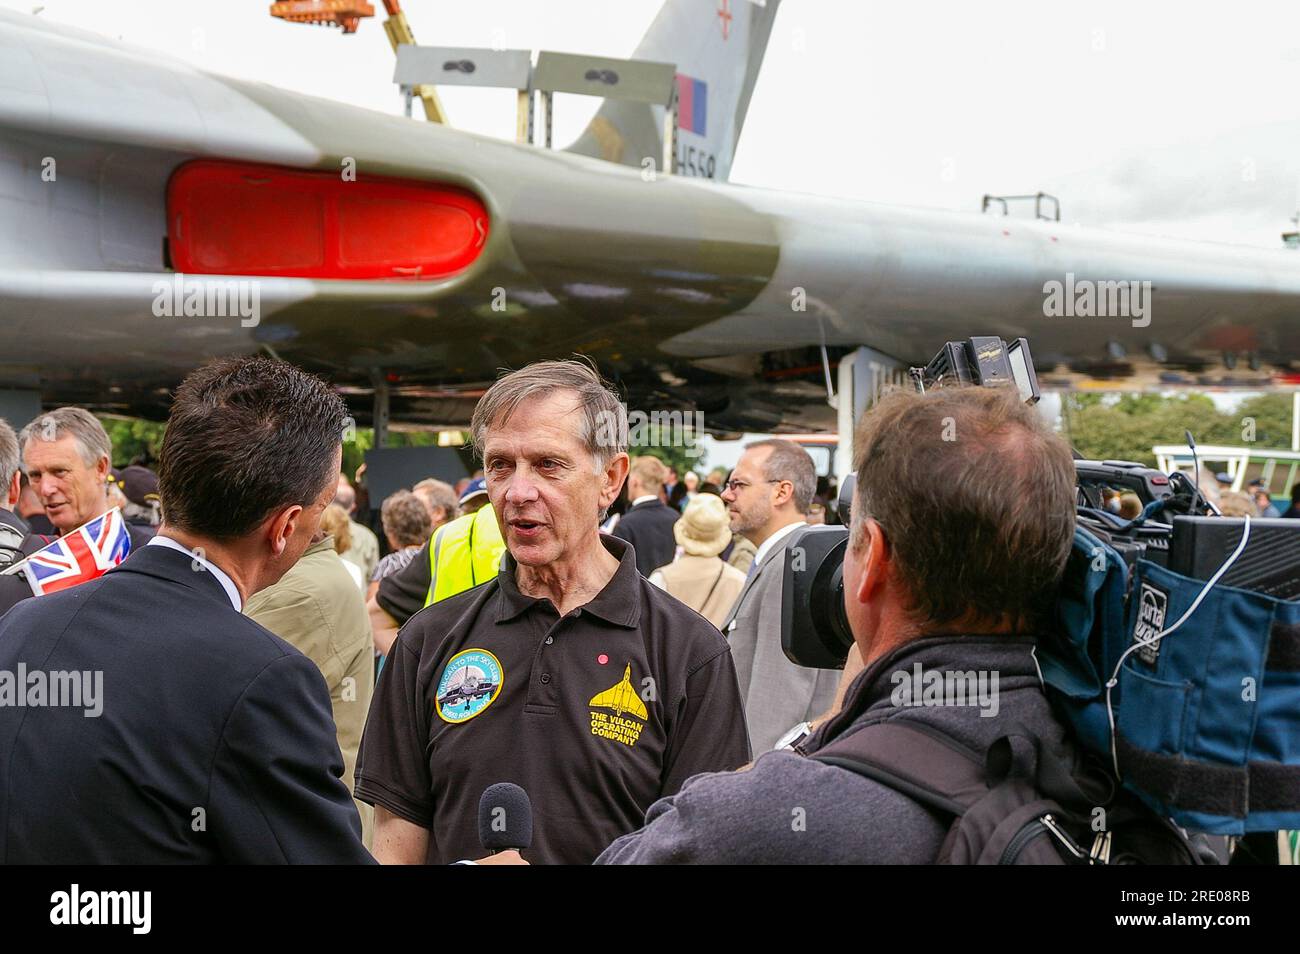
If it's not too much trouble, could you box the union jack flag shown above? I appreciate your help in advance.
[21,508,132,596]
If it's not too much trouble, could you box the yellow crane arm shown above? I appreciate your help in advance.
[381,1,448,124]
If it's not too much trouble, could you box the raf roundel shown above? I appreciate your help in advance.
[435,649,504,724]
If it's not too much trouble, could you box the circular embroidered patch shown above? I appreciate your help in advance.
[435,649,504,724]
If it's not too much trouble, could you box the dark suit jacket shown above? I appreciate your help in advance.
[0,543,373,863]
[613,499,680,576]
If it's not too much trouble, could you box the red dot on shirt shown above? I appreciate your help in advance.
[598,654,609,665]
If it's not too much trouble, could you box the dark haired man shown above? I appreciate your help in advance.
[598,386,1079,863]
[0,357,372,863]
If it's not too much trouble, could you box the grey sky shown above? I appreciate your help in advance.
[8,0,1300,248]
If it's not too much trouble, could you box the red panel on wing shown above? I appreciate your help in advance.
[167,160,489,280]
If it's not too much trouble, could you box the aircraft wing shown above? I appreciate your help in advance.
[2,7,1298,431]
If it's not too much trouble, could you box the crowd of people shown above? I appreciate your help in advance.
[1218,476,1300,519]
[0,356,1294,864]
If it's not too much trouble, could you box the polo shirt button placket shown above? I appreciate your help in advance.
[534,621,561,703]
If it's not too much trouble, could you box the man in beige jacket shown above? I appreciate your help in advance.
[245,531,375,846]
[648,494,746,629]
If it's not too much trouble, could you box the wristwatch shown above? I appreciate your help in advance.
[774,721,814,751]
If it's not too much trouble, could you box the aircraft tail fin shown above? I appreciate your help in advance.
[564,0,781,181]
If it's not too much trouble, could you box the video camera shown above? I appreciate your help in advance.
[779,335,1291,669]
[779,335,1300,834]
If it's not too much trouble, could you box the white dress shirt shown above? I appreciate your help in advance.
[751,519,807,570]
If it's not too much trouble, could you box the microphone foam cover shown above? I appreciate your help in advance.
[478,782,533,852]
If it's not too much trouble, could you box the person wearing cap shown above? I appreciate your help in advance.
[457,476,489,515]
[110,463,162,532]
[648,494,746,629]
[1248,480,1280,518]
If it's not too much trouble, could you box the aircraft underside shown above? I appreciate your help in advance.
[2,9,1298,434]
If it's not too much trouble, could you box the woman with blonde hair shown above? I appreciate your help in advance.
[319,503,364,590]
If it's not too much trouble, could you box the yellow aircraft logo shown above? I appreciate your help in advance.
[589,663,648,720]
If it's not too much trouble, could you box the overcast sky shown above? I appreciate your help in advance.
[7,0,1300,248]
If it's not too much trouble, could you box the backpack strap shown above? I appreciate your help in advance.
[810,720,992,819]
[812,721,1084,864]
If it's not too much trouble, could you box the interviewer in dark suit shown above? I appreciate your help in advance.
[0,357,373,863]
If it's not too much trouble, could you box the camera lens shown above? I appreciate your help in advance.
[780,525,854,670]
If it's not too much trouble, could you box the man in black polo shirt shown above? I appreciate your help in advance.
[356,360,750,864]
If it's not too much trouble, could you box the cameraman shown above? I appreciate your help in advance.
[596,385,1076,863]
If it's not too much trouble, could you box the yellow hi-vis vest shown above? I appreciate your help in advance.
[423,504,506,607]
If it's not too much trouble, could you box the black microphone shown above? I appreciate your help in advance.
[478,782,533,854]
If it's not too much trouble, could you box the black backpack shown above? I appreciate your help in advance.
[0,519,23,571]
[811,720,1207,864]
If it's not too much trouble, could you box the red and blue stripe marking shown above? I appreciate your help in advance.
[676,74,708,136]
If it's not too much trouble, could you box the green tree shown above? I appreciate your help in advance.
[1062,394,1232,466]
[628,423,706,477]
[97,416,166,467]
[1199,393,1295,450]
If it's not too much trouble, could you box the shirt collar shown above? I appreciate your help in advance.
[495,533,641,629]
[304,534,336,558]
[752,518,807,569]
[146,534,242,611]
[630,495,659,508]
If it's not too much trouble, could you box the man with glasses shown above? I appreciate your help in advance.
[720,440,840,752]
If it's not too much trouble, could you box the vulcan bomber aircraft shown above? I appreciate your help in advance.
[1,0,1299,435]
